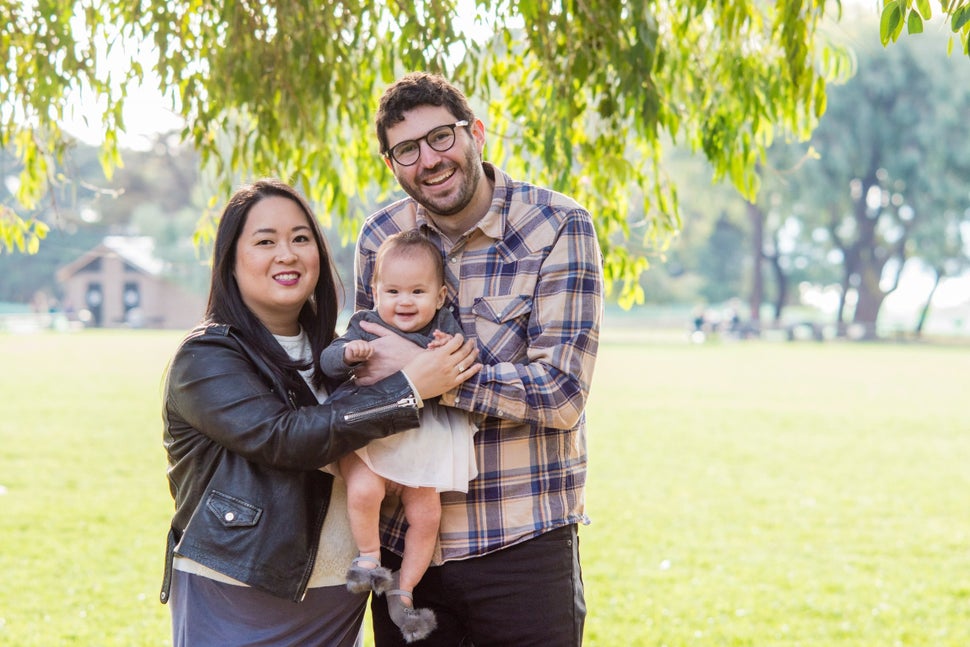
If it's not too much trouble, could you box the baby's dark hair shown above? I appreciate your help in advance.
[372,229,445,287]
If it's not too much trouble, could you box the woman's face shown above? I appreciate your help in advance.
[234,196,320,335]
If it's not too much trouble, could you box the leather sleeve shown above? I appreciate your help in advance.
[164,331,419,471]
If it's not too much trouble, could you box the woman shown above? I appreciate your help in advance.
[160,179,479,646]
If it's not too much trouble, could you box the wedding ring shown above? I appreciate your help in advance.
[457,364,465,372]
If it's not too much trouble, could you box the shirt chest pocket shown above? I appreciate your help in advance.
[471,294,533,363]
[205,490,263,528]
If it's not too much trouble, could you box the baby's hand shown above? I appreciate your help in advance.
[344,339,373,364]
[427,329,454,349]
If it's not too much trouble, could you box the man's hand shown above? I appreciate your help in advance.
[353,319,423,385]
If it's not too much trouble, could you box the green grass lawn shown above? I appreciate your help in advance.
[2,328,968,646]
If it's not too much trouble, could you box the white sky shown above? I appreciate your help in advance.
[59,8,182,151]
[63,83,183,150]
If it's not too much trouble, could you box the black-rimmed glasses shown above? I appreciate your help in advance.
[383,120,469,166]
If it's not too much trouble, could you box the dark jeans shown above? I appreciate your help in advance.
[371,524,585,647]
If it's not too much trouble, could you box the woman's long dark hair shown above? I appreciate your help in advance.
[205,178,340,390]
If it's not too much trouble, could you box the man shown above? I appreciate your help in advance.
[353,71,603,646]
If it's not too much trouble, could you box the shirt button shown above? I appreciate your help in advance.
[224,512,235,522]
[454,398,460,405]
[449,256,459,263]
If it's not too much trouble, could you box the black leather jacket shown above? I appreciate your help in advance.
[160,323,419,603]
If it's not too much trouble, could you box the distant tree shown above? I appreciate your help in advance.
[697,213,746,305]
[758,22,970,338]
[906,186,970,337]
[0,228,105,304]
[744,146,844,325]
[627,3,970,324]
[0,145,110,303]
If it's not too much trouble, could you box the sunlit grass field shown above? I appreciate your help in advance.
[1,327,968,646]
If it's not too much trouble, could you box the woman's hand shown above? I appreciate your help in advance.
[402,333,481,400]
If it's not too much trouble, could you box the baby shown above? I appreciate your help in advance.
[321,229,478,643]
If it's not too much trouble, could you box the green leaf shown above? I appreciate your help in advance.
[908,11,924,34]
[880,1,903,45]
[915,0,932,19]
[954,5,970,31]
[813,78,828,117]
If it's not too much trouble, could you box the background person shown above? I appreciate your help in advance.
[353,72,604,646]
[160,179,478,647]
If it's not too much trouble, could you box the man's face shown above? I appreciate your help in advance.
[384,105,484,219]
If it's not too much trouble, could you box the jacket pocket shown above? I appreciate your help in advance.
[205,490,262,528]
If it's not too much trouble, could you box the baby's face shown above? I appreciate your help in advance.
[373,254,447,333]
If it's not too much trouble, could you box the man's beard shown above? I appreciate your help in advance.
[400,144,482,217]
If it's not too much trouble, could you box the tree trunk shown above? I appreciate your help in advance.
[851,235,890,340]
[748,201,764,325]
[835,268,852,338]
[766,252,788,323]
[914,269,942,338]
[829,209,855,338]
[852,288,885,339]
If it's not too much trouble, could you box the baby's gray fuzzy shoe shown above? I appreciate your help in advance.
[345,556,393,595]
[386,574,437,643]
[368,565,394,594]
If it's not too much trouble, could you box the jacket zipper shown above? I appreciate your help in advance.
[343,395,417,423]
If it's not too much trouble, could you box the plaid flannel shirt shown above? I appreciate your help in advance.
[355,163,603,561]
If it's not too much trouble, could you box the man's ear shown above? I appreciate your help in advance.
[383,156,394,170]
[471,119,486,154]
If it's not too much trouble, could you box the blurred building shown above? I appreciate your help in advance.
[56,236,206,329]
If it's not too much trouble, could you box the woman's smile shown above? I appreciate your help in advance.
[273,271,301,286]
